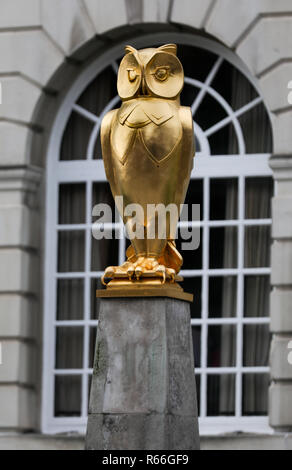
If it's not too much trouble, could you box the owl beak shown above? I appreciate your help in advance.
[140,75,150,97]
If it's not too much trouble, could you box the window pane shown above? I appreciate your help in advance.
[244,275,270,317]
[210,178,238,220]
[192,326,201,368]
[179,45,217,83]
[92,182,116,214]
[57,278,84,320]
[93,133,103,160]
[55,327,84,369]
[180,82,199,108]
[76,66,118,160]
[184,179,203,220]
[195,93,227,131]
[195,374,200,416]
[209,227,237,268]
[212,60,258,109]
[182,277,201,318]
[91,234,119,271]
[60,112,93,160]
[77,66,117,116]
[242,373,269,416]
[59,183,86,224]
[89,327,97,369]
[58,230,85,272]
[207,374,235,416]
[90,278,102,320]
[208,123,238,155]
[238,102,273,154]
[245,177,273,219]
[244,226,270,268]
[209,276,237,317]
[208,325,236,367]
[88,374,92,404]
[243,324,270,367]
[54,375,82,417]
[177,228,202,270]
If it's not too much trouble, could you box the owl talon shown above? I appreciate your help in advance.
[101,274,108,286]
[167,268,176,283]
[105,266,116,277]
[154,265,166,284]
[135,266,143,280]
[127,266,135,280]
[102,266,117,285]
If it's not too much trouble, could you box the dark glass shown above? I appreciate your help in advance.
[178,46,218,84]
[92,182,116,215]
[207,374,235,416]
[195,93,227,131]
[242,373,269,416]
[208,276,237,317]
[176,228,202,270]
[180,83,199,108]
[55,327,83,369]
[57,278,84,320]
[208,122,239,155]
[184,179,203,220]
[209,226,237,268]
[212,60,258,109]
[243,324,270,367]
[60,112,93,160]
[54,375,82,417]
[58,230,85,272]
[88,374,92,404]
[192,326,201,368]
[195,374,201,417]
[89,327,97,369]
[207,325,236,367]
[238,102,273,153]
[182,277,202,318]
[77,66,117,116]
[244,226,270,267]
[244,275,270,317]
[210,178,238,220]
[91,234,119,271]
[90,278,102,320]
[59,183,86,224]
[245,177,273,219]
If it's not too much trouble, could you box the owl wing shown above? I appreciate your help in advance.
[100,109,119,196]
[176,106,195,206]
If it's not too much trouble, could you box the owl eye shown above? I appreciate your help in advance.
[153,66,170,81]
[127,68,138,82]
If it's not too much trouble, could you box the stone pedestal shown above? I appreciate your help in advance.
[85,297,200,450]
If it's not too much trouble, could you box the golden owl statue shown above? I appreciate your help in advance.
[99,44,195,300]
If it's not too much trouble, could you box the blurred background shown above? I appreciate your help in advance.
[0,0,291,450]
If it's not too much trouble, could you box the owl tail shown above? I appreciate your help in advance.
[125,239,183,274]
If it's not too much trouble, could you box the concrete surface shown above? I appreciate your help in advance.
[85,297,200,450]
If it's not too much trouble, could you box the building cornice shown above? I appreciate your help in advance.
[269,154,292,180]
[0,165,43,192]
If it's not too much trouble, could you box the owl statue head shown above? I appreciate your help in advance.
[117,44,184,101]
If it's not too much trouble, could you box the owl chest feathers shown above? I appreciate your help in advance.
[110,100,182,166]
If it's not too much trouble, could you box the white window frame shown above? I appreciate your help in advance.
[42,33,273,435]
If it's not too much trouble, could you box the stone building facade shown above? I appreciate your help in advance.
[0,0,292,449]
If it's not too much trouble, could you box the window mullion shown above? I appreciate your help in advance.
[200,176,210,418]
[81,181,92,417]
[235,175,245,418]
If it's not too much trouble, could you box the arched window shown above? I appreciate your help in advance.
[43,34,273,434]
